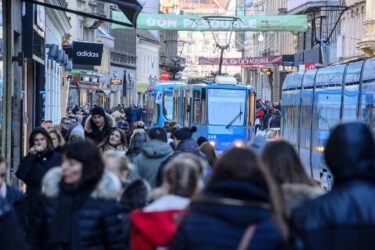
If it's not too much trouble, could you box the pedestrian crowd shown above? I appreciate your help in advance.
[255,100,281,138]
[0,104,374,250]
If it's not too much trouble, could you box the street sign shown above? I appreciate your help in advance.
[160,72,169,80]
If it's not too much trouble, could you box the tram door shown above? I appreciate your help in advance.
[173,89,182,124]
[184,89,192,127]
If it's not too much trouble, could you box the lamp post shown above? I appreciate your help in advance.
[164,39,193,80]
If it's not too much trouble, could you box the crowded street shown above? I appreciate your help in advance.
[0,0,375,249]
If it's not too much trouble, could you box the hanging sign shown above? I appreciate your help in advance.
[199,56,282,66]
[111,12,308,32]
[72,41,103,66]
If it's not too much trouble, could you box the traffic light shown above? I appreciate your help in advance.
[104,0,143,27]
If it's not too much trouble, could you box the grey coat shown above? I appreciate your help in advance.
[132,140,173,188]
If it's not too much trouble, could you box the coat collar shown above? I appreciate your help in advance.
[42,167,121,200]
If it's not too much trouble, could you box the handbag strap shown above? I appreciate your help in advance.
[237,224,257,250]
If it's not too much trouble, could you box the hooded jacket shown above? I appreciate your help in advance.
[84,113,116,144]
[29,167,124,250]
[291,122,375,250]
[131,194,190,250]
[169,176,285,250]
[133,140,174,188]
[16,127,62,196]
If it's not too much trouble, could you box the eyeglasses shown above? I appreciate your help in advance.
[0,173,6,179]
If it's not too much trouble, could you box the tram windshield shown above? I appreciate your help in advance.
[207,89,246,126]
[163,91,173,120]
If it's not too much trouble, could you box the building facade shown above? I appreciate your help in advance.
[45,0,71,124]
[136,30,159,106]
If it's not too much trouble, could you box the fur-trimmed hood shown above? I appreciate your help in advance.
[282,183,324,216]
[84,113,116,134]
[42,167,121,200]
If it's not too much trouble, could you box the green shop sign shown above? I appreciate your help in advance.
[111,12,307,32]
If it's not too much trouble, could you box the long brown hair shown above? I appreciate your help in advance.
[261,139,316,186]
[198,147,289,239]
[199,142,217,168]
[99,128,127,149]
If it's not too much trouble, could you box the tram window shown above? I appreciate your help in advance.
[250,92,255,126]
[176,91,182,124]
[360,81,375,135]
[246,91,250,127]
[146,94,155,123]
[152,105,160,125]
[163,92,173,120]
[193,90,200,124]
[184,90,191,127]
[201,89,207,125]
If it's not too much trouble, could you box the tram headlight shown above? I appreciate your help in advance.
[316,146,325,153]
[209,141,216,147]
[234,140,244,148]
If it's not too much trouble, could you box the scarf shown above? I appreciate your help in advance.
[50,181,95,248]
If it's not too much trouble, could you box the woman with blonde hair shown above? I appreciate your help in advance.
[48,127,65,153]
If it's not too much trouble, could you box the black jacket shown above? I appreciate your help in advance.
[16,151,61,196]
[16,127,62,196]
[29,168,124,250]
[169,177,285,250]
[84,113,116,145]
[291,122,375,250]
[0,197,25,250]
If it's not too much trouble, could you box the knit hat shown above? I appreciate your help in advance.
[91,106,105,117]
[248,135,267,155]
[173,126,197,141]
[69,124,85,139]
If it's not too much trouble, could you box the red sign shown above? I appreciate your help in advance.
[305,62,323,70]
[160,72,169,80]
[199,56,282,66]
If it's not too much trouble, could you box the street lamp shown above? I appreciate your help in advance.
[164,40,192,80]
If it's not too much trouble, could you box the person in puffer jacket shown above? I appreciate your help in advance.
[130,153,201,250]
[28,141,124,250]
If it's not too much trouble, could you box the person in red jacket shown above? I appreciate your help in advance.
[130,153,203,250]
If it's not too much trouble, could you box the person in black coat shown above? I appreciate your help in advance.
[16,127,62,197]
[28,140,124,250]
[291,122,375,250]
[16,127,62,237]
[84,106,116,145]
[169,147,287,250]
[0,196,25,250]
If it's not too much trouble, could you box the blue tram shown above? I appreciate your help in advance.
[146,80,186,127]
[173,76,257,152]
[281,57,375,188]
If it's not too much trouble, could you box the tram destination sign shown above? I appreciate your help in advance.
[111,12,307,32]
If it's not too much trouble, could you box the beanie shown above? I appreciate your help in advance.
[91,106,105,117]
[69,124,85,139]
[173,126,197,141]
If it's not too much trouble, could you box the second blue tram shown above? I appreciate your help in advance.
[146,80,186,127]
[173,76,257,152]
[281,57,375,189]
